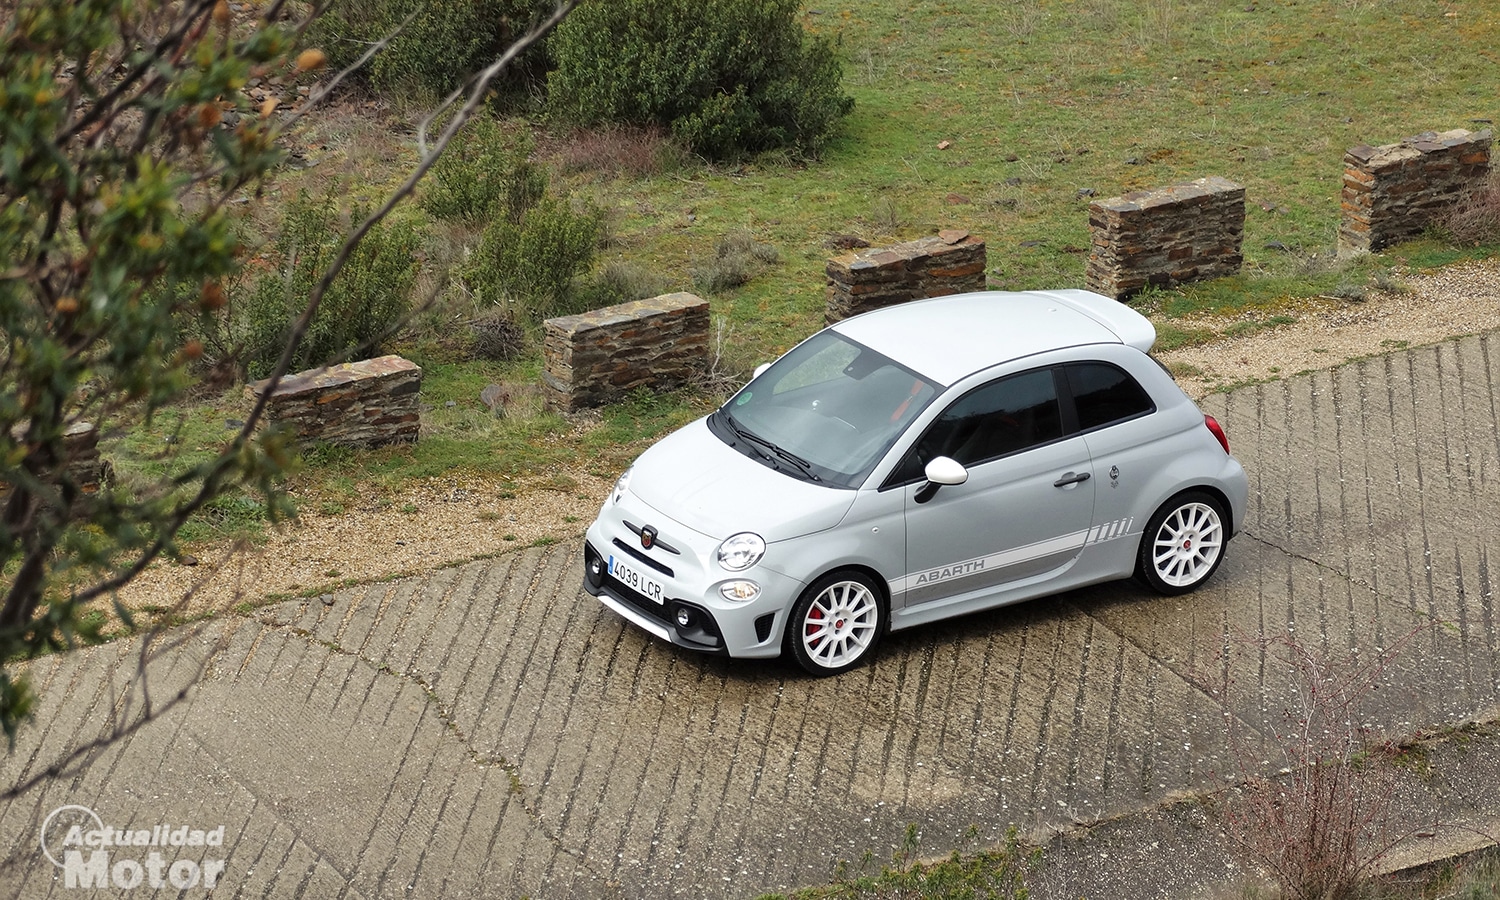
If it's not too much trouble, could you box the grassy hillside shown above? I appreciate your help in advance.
[574,0,1498,353]
[121,0,1500,536]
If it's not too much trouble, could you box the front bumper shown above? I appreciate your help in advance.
[582,507,804,659]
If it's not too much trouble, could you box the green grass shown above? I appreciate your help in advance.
[562,0,1499,360]
[760,825,1039,900]
[110,0,1500,545]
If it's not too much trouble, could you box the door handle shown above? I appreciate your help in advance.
[1053,471,1091,487]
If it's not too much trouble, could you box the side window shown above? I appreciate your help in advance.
[892,369,1063,482]
[1064,362,1155,431]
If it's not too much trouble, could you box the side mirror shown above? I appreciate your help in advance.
[752,362,771,380]
[914,456,967,504]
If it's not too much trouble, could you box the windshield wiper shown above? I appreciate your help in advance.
[767,444,820,481]
[717,411,821,482]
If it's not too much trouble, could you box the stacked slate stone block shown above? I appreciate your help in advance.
[1339,128,1492,253]
[245,355,422,448]
[1086,176,1245,300]
[0,421,111,509]
[62,421,111,493]
[542,292,710,413]
[824,231,987,322]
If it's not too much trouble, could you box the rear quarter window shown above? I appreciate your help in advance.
[1065,362,1156,431]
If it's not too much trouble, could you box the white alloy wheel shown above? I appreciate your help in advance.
[1138,492,1227,595]
[788,572,883,675]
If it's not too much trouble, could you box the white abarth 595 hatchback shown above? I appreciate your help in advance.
[583,289,1248,675]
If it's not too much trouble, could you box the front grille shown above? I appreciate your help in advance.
[610,538,675,577]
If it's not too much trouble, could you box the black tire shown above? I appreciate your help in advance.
[1135,490,1228,596]
[785,570,885,676]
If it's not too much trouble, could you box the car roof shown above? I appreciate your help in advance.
[830,289,1156,386]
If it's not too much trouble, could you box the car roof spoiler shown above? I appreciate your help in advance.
[1028,289,1157,353]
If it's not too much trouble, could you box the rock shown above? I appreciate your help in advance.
[480,383,507,415]
[825,234,870,251]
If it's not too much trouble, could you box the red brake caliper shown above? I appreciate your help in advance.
[806,606,825,641]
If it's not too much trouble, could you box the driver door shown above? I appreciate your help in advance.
[894,368,1096,609]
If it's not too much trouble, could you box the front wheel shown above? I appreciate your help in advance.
[1136,491,1227,595]
[786,570,885,676]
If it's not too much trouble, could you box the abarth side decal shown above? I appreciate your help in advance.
[891,518,1139,594]
[892,531,1085,593]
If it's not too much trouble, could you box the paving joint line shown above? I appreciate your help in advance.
[1238,528,1443,628]
[255,613,614,886]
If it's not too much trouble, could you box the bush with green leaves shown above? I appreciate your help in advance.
[308,0,552,98]
[239,192,421,379]
[462,195,603,325]
[547,0,854,159]
[420,114,546,226]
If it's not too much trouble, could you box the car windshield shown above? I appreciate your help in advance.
[712,330,941,488]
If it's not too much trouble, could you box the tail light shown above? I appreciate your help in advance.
[1204,414,1230,454]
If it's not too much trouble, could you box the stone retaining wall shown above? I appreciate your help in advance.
[0,421,111,503]
[62,422,110,493]
[245,355,421,448]
[1339,128,1493,253]
[542,292,710,413]
[824,231,987,322]
[1085,176,1245,300]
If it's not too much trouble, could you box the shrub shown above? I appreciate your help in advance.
[469,311,528,361]
[307,0,552,99]
[547,0,854,160]
[462,196,603,324]
[692,231,780,294]
[1217,632,1421,900]
[1437,174,1500,247]
[420,114,546,225]
[238,192,421,379]
[569,261,670,312]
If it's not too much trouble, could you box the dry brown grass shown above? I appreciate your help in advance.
[550,124,688,178]
[1440,173,1500,247]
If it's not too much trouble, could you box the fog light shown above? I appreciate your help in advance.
[719,581,760,602]
[675,607,694,628]
[585,550,605,589]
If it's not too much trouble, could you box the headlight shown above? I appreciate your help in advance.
[716,532,765,571]
[611,467,632,504]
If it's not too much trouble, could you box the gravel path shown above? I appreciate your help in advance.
[115,258,1500,622]
[1160,258,1500,398]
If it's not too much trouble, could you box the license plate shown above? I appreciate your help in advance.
[608,555,663,605]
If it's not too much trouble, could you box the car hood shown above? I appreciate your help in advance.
[627,418,856,543]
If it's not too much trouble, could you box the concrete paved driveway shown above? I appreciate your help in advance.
[3,333,1499,898]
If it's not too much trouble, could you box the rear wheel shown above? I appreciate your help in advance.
[1136,491,1227,595]
[786,570,884,676]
